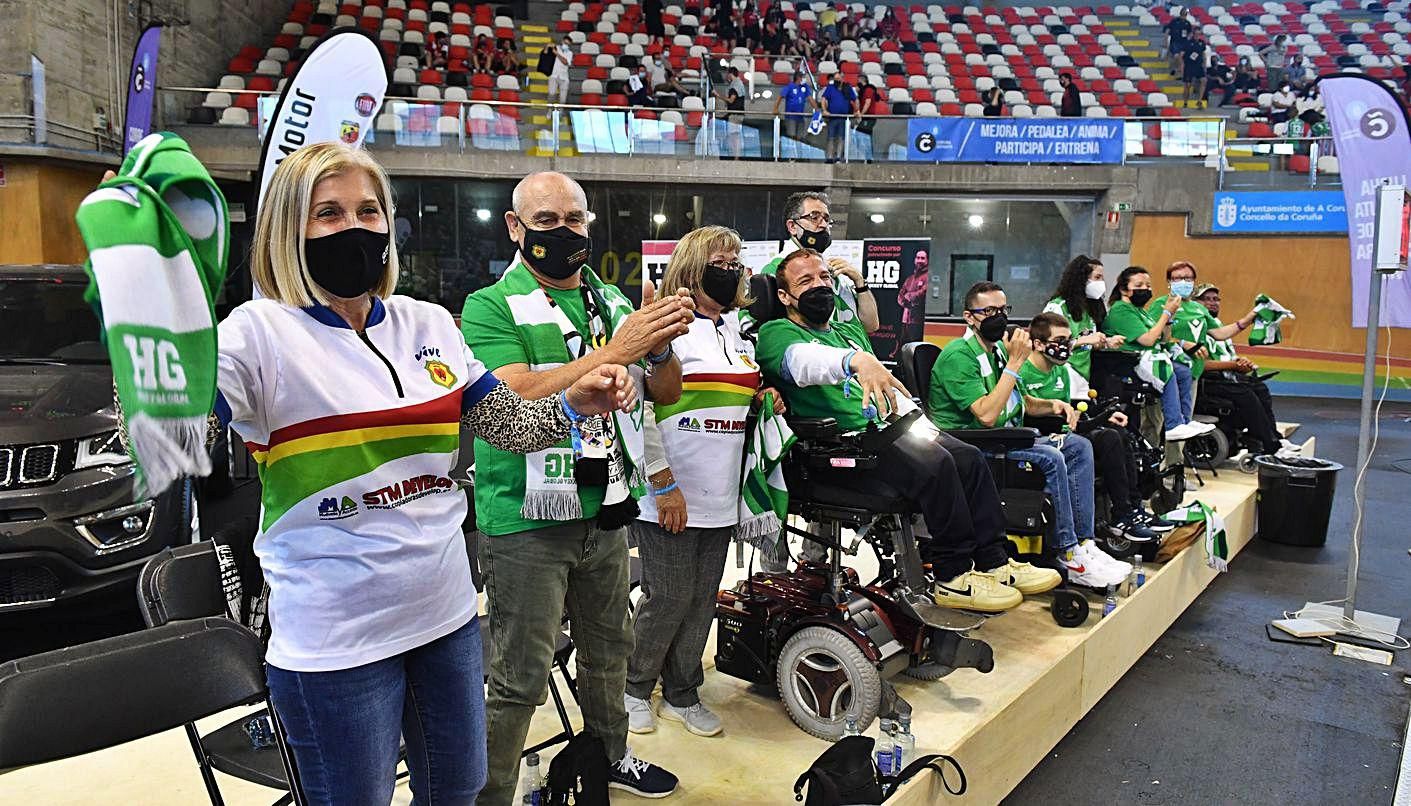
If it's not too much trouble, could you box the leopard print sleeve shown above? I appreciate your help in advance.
[462,381,573,454]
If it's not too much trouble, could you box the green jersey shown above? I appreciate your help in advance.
[461,281,606,536]
[927,329,1024,430]
[1041,296,1098,380]
[756,316,876,432]
[1150,295,1219,378]
[1101,299,1176,389]
[1018,358,1071,402]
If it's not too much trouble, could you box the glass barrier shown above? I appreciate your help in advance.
[152,86,1334,190]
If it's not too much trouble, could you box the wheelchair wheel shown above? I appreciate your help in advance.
[1238,453,1259,474]
[776,625,882,740]
[1050,589,1090,628]
[1149,469,1186,516]
[1186,428,1229,466]
[903,627,957,681]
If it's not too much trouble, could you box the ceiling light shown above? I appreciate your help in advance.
[652,213,667,225]
[869,213,885,224]
[475,208,491,221]
[968,214,984,229]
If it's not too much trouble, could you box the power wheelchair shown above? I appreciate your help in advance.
[1185,370,1282,472]
[1087,349,1188,523]
[714,274,994,740]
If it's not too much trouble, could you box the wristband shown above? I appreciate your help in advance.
[652,481,679,496]
[841,349,858,378]
[855,285,871,294]
[1236,319,1248,332]
[560,393,587,424]
[1002,367,1023,383]
[646,344,674,365]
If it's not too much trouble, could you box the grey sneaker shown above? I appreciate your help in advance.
[658,700,723,737]
[625,693,656,734]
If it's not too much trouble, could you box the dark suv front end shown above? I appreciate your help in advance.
[0,266,188,611]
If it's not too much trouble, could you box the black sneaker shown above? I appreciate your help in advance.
[608,748,678,798]
[1139,509,1177,532]
[1113,516,1160,542]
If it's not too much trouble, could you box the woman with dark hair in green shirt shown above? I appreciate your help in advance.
[1100,266,1214,442]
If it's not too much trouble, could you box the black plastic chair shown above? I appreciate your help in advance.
[137,541,305,806]
[0,617,270,791]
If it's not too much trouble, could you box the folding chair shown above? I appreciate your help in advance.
[0,617,275,802]
[137,541,305,805]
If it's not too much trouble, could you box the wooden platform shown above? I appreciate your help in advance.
[0,458,1275,805]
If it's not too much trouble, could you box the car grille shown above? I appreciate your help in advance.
[0,443,71,490]
[0,566,62,607]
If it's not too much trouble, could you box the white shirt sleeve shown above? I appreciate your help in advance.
[640,402,670,476]
[216,306,273,444]
[781,342,853,387]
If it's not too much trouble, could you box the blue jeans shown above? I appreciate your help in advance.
[266,617,486,806]
[1007,434,1096,552]
[1161,361,1196,428]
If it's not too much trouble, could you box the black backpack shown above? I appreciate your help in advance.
[792,736,967,805]
[543,733,609,806]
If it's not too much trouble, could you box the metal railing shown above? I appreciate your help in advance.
[1215,135,1340,189]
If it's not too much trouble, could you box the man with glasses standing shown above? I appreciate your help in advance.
[753,190,879,335]
[461,171,691,803]
[927,282,1132,590]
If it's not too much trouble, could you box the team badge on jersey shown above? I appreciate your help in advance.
[425,359,456,388]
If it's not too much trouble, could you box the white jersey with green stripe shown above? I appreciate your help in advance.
[218,296,492,672]
[639,311,761,527]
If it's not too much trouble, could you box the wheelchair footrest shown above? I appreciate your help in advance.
[896,589,987,632]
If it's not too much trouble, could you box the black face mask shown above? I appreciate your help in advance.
[305,227,389,299]
[700,265,741,310]
[791,286,835,328]
[974,312,1008,343]
[1041,341,1072,364]
[1130,288,1153,308]
[520,222,592,281]
[794,224,832,253]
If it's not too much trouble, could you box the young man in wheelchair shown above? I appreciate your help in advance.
[927,282,1133,590]
[754,250,1061,613]
[1191,283,1301,461]
[1019,312,1171,540]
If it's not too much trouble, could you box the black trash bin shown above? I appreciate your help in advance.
[1254,455,1344,546]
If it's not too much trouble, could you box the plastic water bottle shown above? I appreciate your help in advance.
[875,719,896,774]
[843,715,861,737]
[521,752,544,805]
[1132,554,1146,590]
[1102,585,1118,617]
[894,714,916,771]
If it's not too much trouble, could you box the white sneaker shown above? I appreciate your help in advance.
[1188,421,1217,435]
[1164,422,1200,441]
[1058,545,1126,588]
[659,701,724,737]
[625,693,656,734]
[1274,445,1303,461]
[1076,540,1131,583]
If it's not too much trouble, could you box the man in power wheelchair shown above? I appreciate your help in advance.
[919,281,1134,591]
[751,250,1061,612]
[1188,283,1301,466]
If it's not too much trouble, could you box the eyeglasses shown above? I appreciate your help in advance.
[707,260,746,272]
[793,211,834,226]
[967,305,1012,318]
[517,211,591,229]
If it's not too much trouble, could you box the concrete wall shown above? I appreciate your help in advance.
[0,0,290,150]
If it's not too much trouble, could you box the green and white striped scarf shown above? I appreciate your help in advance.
[1249,294,1294,346]
[1205,318,1238,363]
[75,133,228,497]
[492,261,646,520]
[1163,500,1229,572]
[735,392,796,559]
[962,328,1025,428]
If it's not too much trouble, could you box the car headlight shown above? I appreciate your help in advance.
[74,430,131,470]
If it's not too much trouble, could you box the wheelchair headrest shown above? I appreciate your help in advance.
[745,272,786,331]
[896,341,940,404]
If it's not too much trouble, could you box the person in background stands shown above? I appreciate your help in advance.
[773,71,814,142]
[1181,36,1208,108]
[1259,34,1289,91]
[1164,6,1192,75]
[752,190,879,335]
[1269,80,1296,125]
[982,84,1004,117]
[462,171,690,803]
[1059,73,1083,117]
[856,76,884,136]
[625,226,783,739]
[548,35,572,104]
[628,63,654,107]
[819,70,858,163]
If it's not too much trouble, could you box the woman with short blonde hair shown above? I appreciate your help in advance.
[624,225,780,739]
[217,141,639,804]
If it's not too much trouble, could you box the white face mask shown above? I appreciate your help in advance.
[1085,279,1107,300]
